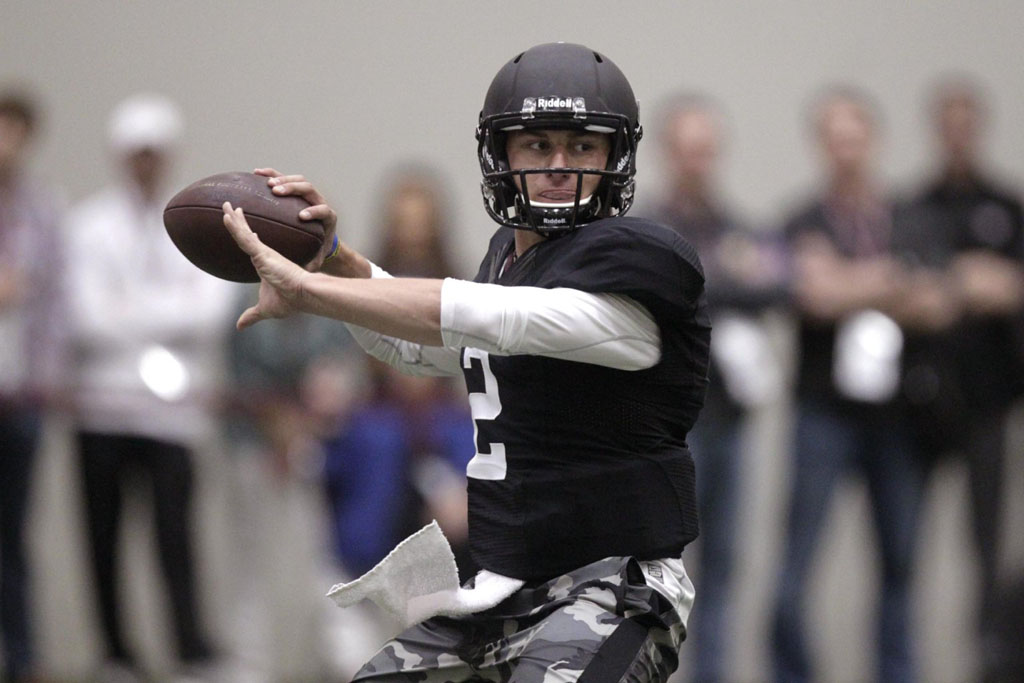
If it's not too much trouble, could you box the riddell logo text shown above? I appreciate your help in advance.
[537,97,574,110]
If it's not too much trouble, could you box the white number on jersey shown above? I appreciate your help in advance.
[462,348,507,480]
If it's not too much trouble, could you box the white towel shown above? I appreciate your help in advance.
[327,521,524,629]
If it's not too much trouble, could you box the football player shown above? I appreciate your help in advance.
[223,42,710,682]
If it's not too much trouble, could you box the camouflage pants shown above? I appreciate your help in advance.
[351,556,687,682]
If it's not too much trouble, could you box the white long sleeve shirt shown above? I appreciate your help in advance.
[345,262,662,376]
[63,184,237,443]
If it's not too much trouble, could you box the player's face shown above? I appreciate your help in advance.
[505,129,611,204]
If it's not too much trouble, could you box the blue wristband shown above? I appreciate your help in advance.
[324,234,341,262]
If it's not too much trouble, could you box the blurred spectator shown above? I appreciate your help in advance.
[329,163,472,574]
[323,360,474,580]
[62,93,235,681]
[318,164,474,676]
[0,88,65,683]
[642,94,787,683]
[373,163,460,279]
[902,76,1024,682]
[226,302,358,485]
[224,298,360,682]
[319,356,474,680]
[771,87,926,683]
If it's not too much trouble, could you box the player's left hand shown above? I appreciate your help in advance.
[222,201,308,329]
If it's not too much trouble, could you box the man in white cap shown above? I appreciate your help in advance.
[62,93,235,682]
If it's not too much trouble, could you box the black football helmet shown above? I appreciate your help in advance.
[476,42,643,236]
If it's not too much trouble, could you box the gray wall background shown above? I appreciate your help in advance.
[4,1,1024,260]
[5,2,1024,682]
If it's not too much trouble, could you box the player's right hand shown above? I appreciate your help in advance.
[254,167,339,272]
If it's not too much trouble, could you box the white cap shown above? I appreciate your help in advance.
[108,93,183,153]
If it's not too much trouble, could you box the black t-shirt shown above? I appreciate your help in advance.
[644,201,788,419]
[459,216,710,580]
[912,175,1024,412]
[783,197,899,409]
[888,200,968,453]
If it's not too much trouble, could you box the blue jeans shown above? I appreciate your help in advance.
[686,408,742,683]
[0,407,42,681]
[771,402,923,683]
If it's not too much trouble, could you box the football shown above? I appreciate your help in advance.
[163,171,326,282]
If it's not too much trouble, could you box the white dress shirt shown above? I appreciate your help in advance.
[63,183,237,443]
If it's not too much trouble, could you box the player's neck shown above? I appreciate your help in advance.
[515,229,546,257]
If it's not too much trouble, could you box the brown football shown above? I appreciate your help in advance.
[163,171,325,282]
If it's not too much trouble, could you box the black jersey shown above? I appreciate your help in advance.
[459,216,711,580]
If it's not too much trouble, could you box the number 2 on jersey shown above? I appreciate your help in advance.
[462,348,507,480]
